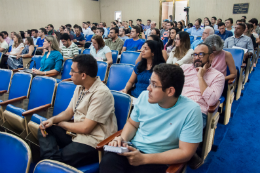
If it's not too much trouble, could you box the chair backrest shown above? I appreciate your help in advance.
[184,28,188,32]
[97,61,108,81]
[196,36,202,40]
[8,73,32,100]
[86,35,93,42]
[0,69,12,92]
[111,91,132,130]
[61,59,73,80]
[0,52,3,60]
[33,47,37,56]
[120,51,140,65]
[34,160,83,173]
[8,45,12,52]
[162,37,168,46]
[82,49,90,55]
[29,56,42,69]
[53,82,76,116]
[223,48,244,74]
[84,42,92,49]
[111,50,118,64]
[0,132,31,173]
[106,64,134,91]
[78,48,82,54]
[27,76,56,110]
[189,36,194,43]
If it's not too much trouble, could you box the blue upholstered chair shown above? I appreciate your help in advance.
[189,35,194,43]
[78,48,83,54]
[83,49,91,55]
[111,50,118,64]
[97,61,108,82]
[120,51,140,65]
[0,132,32,173]
[162,37,168,46]
[196,36,202,40]
[0,69,13,101]
[86,35,93,42]
[27,56,42,69]
[106,64,134,91]
[84,42,92,49]
[0,52,3,61]
[184,28,188,32]
[1,76,56,137]
[34,160,83,173]
[56,59,73,83]
[8,45,12,52]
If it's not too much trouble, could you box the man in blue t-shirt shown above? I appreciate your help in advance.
[121,26,144,53]
[35,28,47,55]
[73,26,85,47]
[100,64,203,173]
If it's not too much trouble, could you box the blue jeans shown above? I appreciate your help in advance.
[202,113,207,128]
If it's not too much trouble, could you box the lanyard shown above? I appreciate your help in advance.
[233,37,242,46]
[74,87,88,113]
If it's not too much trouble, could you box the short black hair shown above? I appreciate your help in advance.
[111,22,117,26]
[137,19,142,22]
[129,20,133,22]
[75,25,83,32]
[147,19,151,22]
[60,25,65,30]
[241,19,245,23]
[97,27,104,35]
[242,16,246,19]
[110,27,119,34]
[1,31,8,36]
[72,54,98,78]
[91,26,97,31]
[195,19,202,25]
[132,26,141,35]
[87,21,91,25]
[197,43,213,54]
[65,24,72,28]
[48,24,54,28]
[225,18,233,24]
[212,16,217,20]
[218,22,225,28]
[151,28,160,36]
[60,33,71,41]
[218,18,222,22]
[167,21,174,26]
[188,23,193,27]
[248,18,258,25]
[236,19,242,24]
[0,33,4,39]
[93,23,98,27]
[31,29,38,33]
[153,64,184,97]
[39,28,47,34]
[237,23,246,30]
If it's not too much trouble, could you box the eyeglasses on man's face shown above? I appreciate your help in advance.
[149,79,162,89]
[191,52,210,59]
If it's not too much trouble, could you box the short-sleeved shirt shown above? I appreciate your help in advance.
[105,37,124,53]
[123,38,144,51]
[186,27,204,39]
[215,30,233,41]
[74,33,85,45]
[131,62,152,98]
[10,43,24,55]
[130,91,203,154]
[36,37,45,47]
[4,37,11,45]
[40,50,63,72]
[90,45,111,61]
[119,36,129,42]
[224,35,254,53]
[61,42,79,58]
[68,77,118,148]
[0,40,9,52]
[33,37,40,45]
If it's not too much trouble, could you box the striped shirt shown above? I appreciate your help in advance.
[61,42,79,58]
[181,64,225,115]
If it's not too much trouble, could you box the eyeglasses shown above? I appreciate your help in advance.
[149,79,162,89]
[191,52,210,59]
[70,69,80,73]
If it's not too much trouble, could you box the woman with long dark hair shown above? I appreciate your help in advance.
[164,28,180,56]
[177,21,184,31]
[122,40,166,98]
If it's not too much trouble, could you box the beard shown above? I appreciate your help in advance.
[193,59,207,68]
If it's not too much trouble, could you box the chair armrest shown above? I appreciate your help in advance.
[12,69,19,72]
[45,71,60,77]
[0,90,7,94]
[22,56,33,59]
[0,96,27,106]
[228,78,236,84]
[241,63,246,68]
[96,130,123,151]
[208,101,220,113]
[22,104,51,116]
[62,78,72,82]
[166,163,186,173]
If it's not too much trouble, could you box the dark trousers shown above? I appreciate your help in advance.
[38,125,98,167]
[99,152,168,173]
[0,54,8,69]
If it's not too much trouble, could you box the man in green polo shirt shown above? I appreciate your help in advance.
[47,24,56,35]
[105,27,124,54]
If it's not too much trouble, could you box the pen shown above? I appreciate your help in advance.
[40,119,47,135]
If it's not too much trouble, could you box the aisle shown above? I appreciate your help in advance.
[187,61,260,173]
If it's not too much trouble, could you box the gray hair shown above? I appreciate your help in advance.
[204,26,214,35]
[204,34,223,51]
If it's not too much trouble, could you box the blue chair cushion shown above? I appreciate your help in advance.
[77,162,99,173]
[6,104,25,118]
[31,114,47,124]
[219,96,225,104]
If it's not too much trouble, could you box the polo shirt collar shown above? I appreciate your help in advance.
[231,34,244,38]
[79,77,102,93]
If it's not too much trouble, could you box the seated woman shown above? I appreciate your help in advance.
[0,33,24,69]
[167,31,194,66]
[7,37,35,69]
[164,28,180,56]
[33,36,63,76]
[54,32,63,49]
[244,23,258,49]
[64,27,74,41]
[19,31,26,43]
[177,21,184,31]
[204,35,236,80]
[122,40,165,98]
[90,35,113,64]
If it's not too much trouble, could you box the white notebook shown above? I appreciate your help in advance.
[104,145,129,154]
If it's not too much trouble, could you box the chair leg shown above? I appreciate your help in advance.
[244,57,251,84]
[236,70,243,100]
[224,84,234,125]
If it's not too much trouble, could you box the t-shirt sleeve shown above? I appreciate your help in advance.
[104,46,111,54]
[179,105,203,143]
[123,39,128,47]
[80,35,85,41]
[133,62,140,74]
[73,45,79,55]
[130,91,146,122]
[137,40,144,50]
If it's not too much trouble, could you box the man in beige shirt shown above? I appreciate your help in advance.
[38,54,117,167]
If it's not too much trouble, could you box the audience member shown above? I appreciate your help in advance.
[73,26,85,47]
[91,26,97,36]
[54,32,62,48]
[225,18,234,35]
[161,21,173,41]
[144,19,151,31]
[19,31,25,42]
[38,54,117,167]
[1,31,11,45]
[129,20,134,29]
[0,33,9,53]
[244,23,258,49]
[177,21,184,31]
[25,30,31,37]
[31,29,39,45]
[83,22,91,37]
[236,20,242,25]
[90,35,112,64]
[59,25,65,34]
[211,16,218,30]
[123,23,131,35]
[105,27,124,54]
[35,28,47,55]
[187,23,193,28]
[241,19,246,25]
[9,31,15,46]
[217,18,222,25]
[204,35,237,80]
[136,19,144,29]
[144,21,156,38]
[60,33,79,61]
[248,18,260,37]
[167,31,194,66]
[181,19,186,28]
[121,26,144,53]
[164,28,180,56]
[47,24,56,35]
[100,63,203,173]
[181,43,225,127]
[99,22,108,38]
[224,23,254,61]
[117,22,123,29]
[119,28,129,42]
[160,19,168,38]
[7,37,35,69]
[111,22,117,28]
[191,26,214,49]
[65,24,74,35]
[186,19,204,39]
[33,36,63,75]
[242,16,247,22]
[95,27,105,38]
[204,20,212,27]
[64,27,74,40]
[215,22,233,41]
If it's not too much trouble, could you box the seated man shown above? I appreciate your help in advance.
[105,27,124,54]
[35,28,47,55]
[31,29,39,45]
[181,43,225,127]
[96,27,105,38]
[225,18,235,35]
[47,24,56,35]
[224,23,254,61]
[0,33,9,53]
[119,28,129,42]
[186,19,204,39]
[82,22,91,37]
[100,63,203,173]
[38,54,118,167]
[121,26,144,53]
[1,31,11,45]
[215,22,233,41]
[73,26,85,47]
[143,21,156,38]
[191,26,214,49]
[60,33,79,61]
